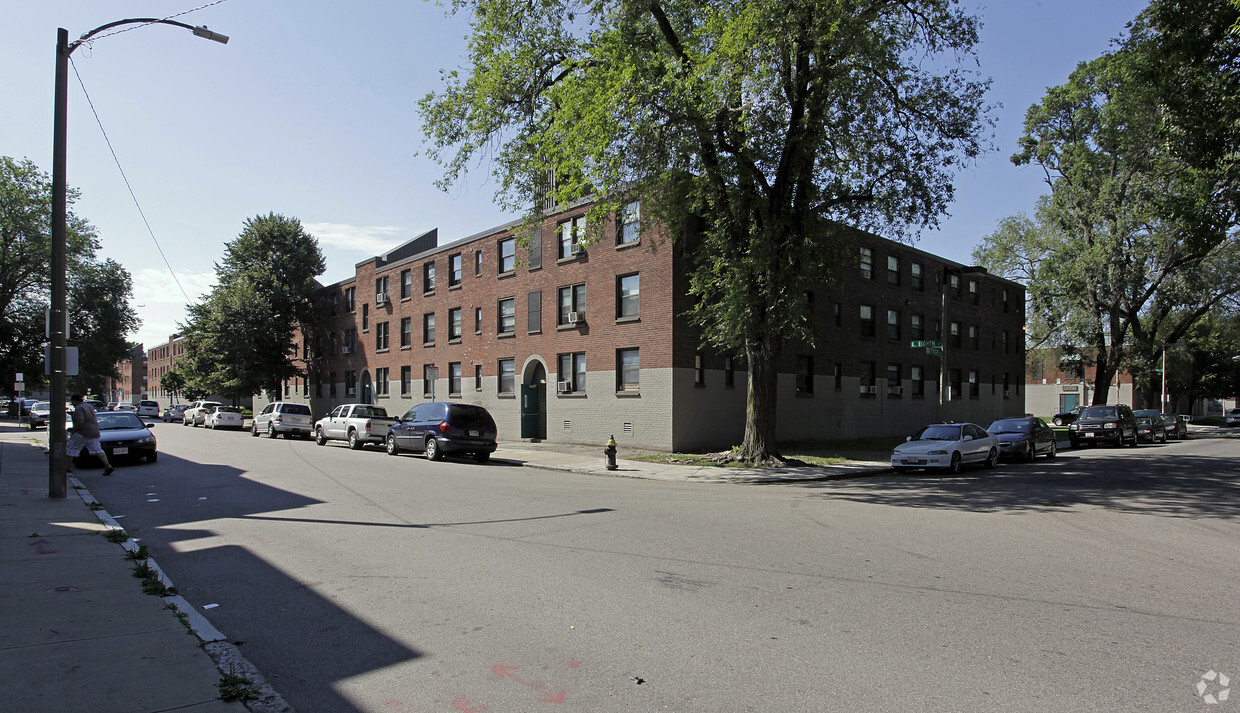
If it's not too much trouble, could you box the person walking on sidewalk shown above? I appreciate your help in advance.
[67,393,113,476]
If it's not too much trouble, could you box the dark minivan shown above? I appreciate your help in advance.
[1068,404,1138,448]
[387,402,498,462]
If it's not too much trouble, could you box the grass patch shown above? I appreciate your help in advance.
[102,528,128,543]
[218,669,260,702]
[629,454,751,468]
[87,502,104,511]
[124,543,150,561]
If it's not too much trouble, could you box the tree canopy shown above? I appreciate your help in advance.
[419,0,991,461]
[179,213,324,402]
[0,155,139,395]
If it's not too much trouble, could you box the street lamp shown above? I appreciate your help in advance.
[49,19,227,498]
[1160,341,1187,413]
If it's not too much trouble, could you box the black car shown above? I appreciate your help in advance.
[1135,415,1167,443]
[74,411,158,467]
[1160,412,1189,440]
[386,402,497,462]
[986,416,1058,461]
[1052,405,1083,426]
[1068,404,1138,448]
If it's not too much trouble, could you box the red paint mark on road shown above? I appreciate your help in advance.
[29,539,58,555]
[567,661,581,669]
[451,694,490,712]
[381,699,408,712]
[491,665,567,704]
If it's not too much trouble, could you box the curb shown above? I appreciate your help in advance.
[70,475,295,713]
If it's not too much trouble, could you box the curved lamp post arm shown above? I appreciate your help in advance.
[68,18,228,55]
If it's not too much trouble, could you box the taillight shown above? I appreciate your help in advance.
[364,419,372,429]
[439,421,450,434]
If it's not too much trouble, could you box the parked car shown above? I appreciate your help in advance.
[1068,404,1139,448]
[163,404,188,422]
[889,422,1000,474]
[986,416,1057,461]
[183,400,222,426]
[1051,406,1083,426]
[73,411,157,467]
[136,400,161,418]
[1135,415,1167,443]
[27,401,53,429]
[206,405,245,430]
[1160,413,1189,440]
[386,402,498,462]
[314,403,398,449]
[252,402,314,439]
[1226,408,1240,426]
[114,401,136,412]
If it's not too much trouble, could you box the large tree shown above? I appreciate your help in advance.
[418,0,990,462]
[179,213,324,402]
[0,156,139,395]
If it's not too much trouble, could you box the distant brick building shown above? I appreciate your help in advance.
[146,335,189,404]
[1024,349,1137,416]
[104,343,146,405]
[256,198,1027,451]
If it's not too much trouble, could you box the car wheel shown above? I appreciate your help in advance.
[946,452,962,474]
[984,448,998,469]
[251,422,259,437]
[267,423,278,439]
[1053,417,1063,426]
[348,430,363,450]
[1024,443,1036,463]
[474,451,490,463]
[1129,431,1139,447]
[1046,441,1057,459]
[386,435,400,456]
[315,428,327,446]
[426,437,443,461]
[1159,431,1167,443]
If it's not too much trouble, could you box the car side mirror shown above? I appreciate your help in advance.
[145,423,156,428]
[962,435,973,441]
[905,436,912,441]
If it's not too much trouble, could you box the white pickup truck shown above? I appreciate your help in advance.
[313,404,399,450]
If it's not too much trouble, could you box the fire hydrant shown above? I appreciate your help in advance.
[604,435,618,470]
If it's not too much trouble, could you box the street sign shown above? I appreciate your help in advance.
[911,340,942,348]
[927,347,944,357]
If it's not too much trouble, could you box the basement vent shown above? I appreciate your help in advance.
[564,420,571,431]
[623,422,633,435]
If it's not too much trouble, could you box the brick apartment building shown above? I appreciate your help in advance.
[104,343,146,405]
[146,335,188,403]
[255,198,1027,451]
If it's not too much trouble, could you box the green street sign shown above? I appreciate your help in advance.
[911,340,942,348]
[927,346,944,357]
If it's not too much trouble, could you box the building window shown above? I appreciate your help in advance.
[344,328,357,353]
[329,371,337,397]
[474,364,483,391]
[969,370,979,399]
[400,269,412,300]
[911,314,924,340]
[558,352,586,392]
[796,355,814,394]
[724,355,735,387]
[1003,288,1010,313]
[887,309,901,340]
[331,293,339,315]
[887,363,902,396]
[558,284,586,325]
[950,321,961,348]
[527,291,541,333]
[859,246,873,279]
[860,305,875,338]
[401,366,411,396]
[1003,372,1011,398]
[449,307,463,340]
[969,279,979,305]
[949,369,962,401]
[694,353,705,386]
[834,302,842,327]
[499,238,516,273]
[423,313,436,345]
[375,321,389,351]
[449,362,462,395]
[449,253,462,287]
[619,201,640,245]
[475,306,483,334]
[948,273,960,298]
[375,275,389,302]
[558,215,586,259]
[346,371,357,397]
[498,298,516,334]
[498,358,515,394]
[1002,330,1010,355]
[345,286,356,312]
[617,348,639,391]
[617,273,639,319]
[375,367,389,396]
[362,303,369,331]
[423,365,435,397]
[1031,362,1044,381]
[475,249,484,276]
[833,362,842,391]
[860,361,876,395]
[911,365,925,397]
[400,317,412,348]
[968,325,979,350]
[887,255,900,285]
[423,261,436,293]
[911,262,923,291]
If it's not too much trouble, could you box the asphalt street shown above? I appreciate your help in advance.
[74,422,1240,713]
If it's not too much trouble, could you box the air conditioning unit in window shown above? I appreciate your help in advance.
[341,345,354,355]
[888,386,904,395]
[569,242,584,256]
[375,292,388,305]
[860,385,877,394]
[557,381,573,393]
[567,311,585,325]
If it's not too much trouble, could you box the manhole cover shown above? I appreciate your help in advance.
[47,586,80,594]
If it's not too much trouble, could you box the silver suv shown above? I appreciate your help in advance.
[252,401,314,439]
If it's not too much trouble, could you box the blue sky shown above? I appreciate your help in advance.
[2,0,1149,350]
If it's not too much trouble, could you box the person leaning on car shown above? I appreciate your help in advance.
[66,393,113,476]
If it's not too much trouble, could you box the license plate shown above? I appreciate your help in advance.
[1083,433,1094,438]
[469,429,480,437]
[903,459,927,465]
[113,447,129,454]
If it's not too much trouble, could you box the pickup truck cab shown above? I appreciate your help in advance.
[314,404,398,449]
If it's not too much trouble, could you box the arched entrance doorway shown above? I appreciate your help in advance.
[520,359,547,440]
[361,370,373,404]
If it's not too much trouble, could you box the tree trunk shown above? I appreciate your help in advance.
[1091,342,1115,406]
[739,335,781,464]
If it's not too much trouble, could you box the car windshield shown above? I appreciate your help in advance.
[1136,416,1153,425]
[97,412,145,430]
[1160,414,1177,422]
[1080,407,1118,419]
[32,402,51,411]
[987,419,1031,434]
[912,425,963,441]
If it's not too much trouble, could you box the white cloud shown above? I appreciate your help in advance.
[303,222,407,254]
[131,268,217,305]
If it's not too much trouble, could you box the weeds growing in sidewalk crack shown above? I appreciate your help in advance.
[102,529,128,543]
[218,667,260,702]
[87,502,103,511]
[123,543,149,560]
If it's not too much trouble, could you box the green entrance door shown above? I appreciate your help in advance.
[520,383,545,439]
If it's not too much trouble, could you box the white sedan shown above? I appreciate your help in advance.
[205,405,245,430]
[890,422,1000,474]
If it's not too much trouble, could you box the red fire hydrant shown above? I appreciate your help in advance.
[604,435,618,470]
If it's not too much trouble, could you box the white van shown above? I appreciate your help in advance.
[136,400,161,418]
